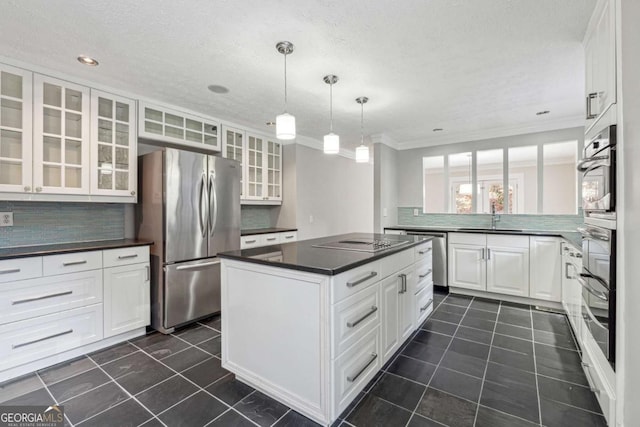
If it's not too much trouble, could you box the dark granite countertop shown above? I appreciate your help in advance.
[383,226,581,249]
[0,239,153,260]
[241,227,298,236]
[219,232,432,275]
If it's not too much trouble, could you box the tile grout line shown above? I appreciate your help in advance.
[471,297,501,427]
[37,357,99,389]
[35,371,75,427]
[529,307,544,426]
[269,408,292,427]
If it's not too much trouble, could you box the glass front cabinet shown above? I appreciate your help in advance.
[90,90,137,197]
[0,64,32,193]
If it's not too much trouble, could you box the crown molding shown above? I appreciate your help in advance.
[371,133,399,150]
[396,115,586,150]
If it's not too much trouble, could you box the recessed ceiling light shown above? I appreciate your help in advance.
[207,85,229,94]
[266,121,276,126]
[536,110,550,115]
[433,128,444,132]
[77,55,99,66]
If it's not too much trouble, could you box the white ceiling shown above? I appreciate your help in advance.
[0,0,596,150]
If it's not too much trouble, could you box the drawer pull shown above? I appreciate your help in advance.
[419,269,432,279]
[266,237,277,241]
[245,239,257,244]
[419,247,432,255]
[347,352,378,383]
[146,265,150,281]
[284,235,294,239]
[347,306,378,328]
[581,362,600,394]
[62,260,87,266]
[12,290,73,305]
[346,271,378,288]
[420,299,433,312]
[0,268,21,275]
[398,273,407,294]
[118,254,139,260]
[12,329,74,349]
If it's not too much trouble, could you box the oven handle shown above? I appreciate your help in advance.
[582,298,608,331]
[576,155,609,172]
[580,271,610,291]
[577,226,610,241]
[577,275,609,301]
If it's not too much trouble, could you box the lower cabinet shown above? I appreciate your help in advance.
[530,237,562,301]
[449,243,486,290]
[103,262,151,338]
[380,274,401,362]
[486,236,529,297]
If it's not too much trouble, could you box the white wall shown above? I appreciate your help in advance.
[293,145,374,240]
[542,163,577,214]
[276,144,297,229]
[374,143,398,231]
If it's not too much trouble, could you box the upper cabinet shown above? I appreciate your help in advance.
[0,64,32,193]
[90,90,137,197]
[138,102,220,152]
[33,75,90,195]
[222,127,245,197]
[584,0,616,133]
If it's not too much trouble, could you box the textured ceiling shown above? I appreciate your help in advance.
[0,0,596,150]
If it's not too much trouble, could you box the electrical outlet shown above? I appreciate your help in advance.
[309,215,314,224]
[383,208,388,217]
[0,212,13,227]
[413,209,419,216]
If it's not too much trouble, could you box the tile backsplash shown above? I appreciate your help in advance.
[241,205,275,230]
[397,207,583,231]
[0,201,125,247]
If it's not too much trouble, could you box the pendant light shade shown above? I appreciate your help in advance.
[355,96,369,163]
[276,41,296,140]
[323,75,339,154]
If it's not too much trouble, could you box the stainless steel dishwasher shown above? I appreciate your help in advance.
[406,231,448,287]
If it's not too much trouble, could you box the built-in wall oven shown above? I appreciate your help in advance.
[578,224,616,369]
[578,125,616,217]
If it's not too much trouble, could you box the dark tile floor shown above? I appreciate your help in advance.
[0,291,606,427]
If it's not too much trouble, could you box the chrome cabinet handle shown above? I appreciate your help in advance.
[266,237,277,241]
[398,273,407,294]
[284,235,294,239]
[347,352,378,383]
[0,268,21,275]
[420,299,434,312]
[586,92,598,120]
[346,272,378,288]
[131,191,136,196]
[35,187,42,192]
[487,248,491,260]
[145,265,150,281]
[481,248,485,260]
[63,260,87,266]
[419,247,432,255]
[24,186,31,192]
[347,306,378,328]
[581,362,600,393]
[12,290,72,305]
[419,269,432,279]
[245,239,257,244]
[118,254,138,260]
[12,329,73,349]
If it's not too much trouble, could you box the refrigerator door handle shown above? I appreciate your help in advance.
[209,173,218,236]
[199,173,207,238]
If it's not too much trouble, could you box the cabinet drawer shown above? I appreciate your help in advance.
[0,304,103,372]
[262,233,281,246]
[414,241,433,263]
[43,251,102,276]
[414,262,434,294]
[380,249,414,279]
[581,342,615,426]
[415,285,434,327]
[241,235,263,249]
[332,326,380,417]
[280,231,297,243]
[332,261,381,304]
[0,270,103,325]
[103,246,149,268]
[332,283,380,358]
[0,257,43,284]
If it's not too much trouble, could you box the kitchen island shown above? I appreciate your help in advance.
[218,233,433,426]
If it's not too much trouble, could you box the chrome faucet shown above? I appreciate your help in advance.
[490,202,500,230]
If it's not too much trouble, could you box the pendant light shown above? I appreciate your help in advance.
[355,97,369,163]
[275,41,296,140]
[323,75,339,154]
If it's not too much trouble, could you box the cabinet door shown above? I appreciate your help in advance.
[448,243,486,291]
[399,266,415,342]
[380,274,400,363]
[103,263,150,338]
[244,134,264,200]
[0,64,32,193]
[594,0,616,112]
[222,127,245,197]
[530,237,561,301]
[266,139,282,201]
[90,90,136,198]
[33,74,90,194]
[486,245,530,297]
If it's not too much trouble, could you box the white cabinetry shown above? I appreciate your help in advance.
[561,243,583,337]
[448,233,486,291]
[584,0,616,132]
[138,102,220,152]
[244,134,282,204]
[103,260,150,338]
[222,127,245,196]
[486,235,530,297]
[90,90,137,198]
[380,273,400,361]
[0,64,32,193]
[240,230,297,249]
[33,74,90,194]
[530,237,562,302]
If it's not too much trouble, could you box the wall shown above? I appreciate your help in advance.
[293,145,374,240]
[275,144,297,229]
[542,162,578,214]
[374,143,398,232]
[396,127,585,207]
[617,0,640,424]
[0,201,124,247]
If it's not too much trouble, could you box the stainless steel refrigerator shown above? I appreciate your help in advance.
[136,148,241,334]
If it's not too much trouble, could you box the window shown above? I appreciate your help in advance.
[449,152,472,213]
[477,149,504,213]
[508,146,537,214]
[543,141,578,214]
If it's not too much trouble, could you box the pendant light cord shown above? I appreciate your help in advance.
[360,101,364,145]
[283,53,288,111]
[329,82,334,132]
